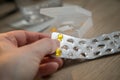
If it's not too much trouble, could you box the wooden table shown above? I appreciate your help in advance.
[0,0,120,80]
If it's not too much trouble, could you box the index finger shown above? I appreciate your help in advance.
[5,30,50,47]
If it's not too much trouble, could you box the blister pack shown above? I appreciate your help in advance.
[51,32,120,59]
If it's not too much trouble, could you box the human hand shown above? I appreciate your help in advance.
[0,30,63,80]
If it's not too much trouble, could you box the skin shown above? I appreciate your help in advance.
[0,30,63,80]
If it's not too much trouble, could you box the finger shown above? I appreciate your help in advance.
[20,38,60,59]
[37,62,59,77]
[41,57,63,68]
[4,30,50,47]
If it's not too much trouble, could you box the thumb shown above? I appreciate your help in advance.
[20,38,59,59]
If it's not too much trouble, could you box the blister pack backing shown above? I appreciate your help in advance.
[51,31,120,59]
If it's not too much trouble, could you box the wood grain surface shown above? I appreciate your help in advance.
[0,0,120,80]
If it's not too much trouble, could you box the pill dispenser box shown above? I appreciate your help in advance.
[41,5,93,37]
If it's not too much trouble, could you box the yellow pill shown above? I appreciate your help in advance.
[50,27,57,32]
[56,48,62,56]
[57,34,63,41]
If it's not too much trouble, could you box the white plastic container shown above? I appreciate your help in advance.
[41,5,93,38]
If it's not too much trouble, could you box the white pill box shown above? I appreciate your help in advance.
[41,5,93,37]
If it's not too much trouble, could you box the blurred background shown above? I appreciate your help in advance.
[0,0,64,33]
[0,0,16,19]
